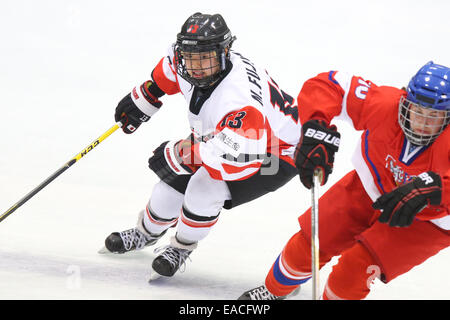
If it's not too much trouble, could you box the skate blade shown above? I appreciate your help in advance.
[290,286,301,297]
[148,269,163,283]
[97,246,111,254]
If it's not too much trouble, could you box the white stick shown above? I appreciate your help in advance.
[311,169,322,300]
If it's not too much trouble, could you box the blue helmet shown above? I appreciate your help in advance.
[407,61,450,111]
[399,61,450,145]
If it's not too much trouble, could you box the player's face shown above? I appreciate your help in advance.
[182,50,221,80]
[409,104,446,136]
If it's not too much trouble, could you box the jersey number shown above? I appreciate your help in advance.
[268,82,299,123]
[355,79,371,99]
[220,111,247,129]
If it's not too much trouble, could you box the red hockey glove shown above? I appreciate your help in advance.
[295,119,341,189]
[148,135,201,184]
[373,171,442,227]
[115,81,163,134]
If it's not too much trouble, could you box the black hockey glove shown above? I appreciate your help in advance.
[148,135,201,184]
[295,119,341,189]
[115,81,163,134]
[373,171,442,227]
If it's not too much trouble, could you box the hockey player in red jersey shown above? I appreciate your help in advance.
[240,61,450,300]
[99,13,303,279]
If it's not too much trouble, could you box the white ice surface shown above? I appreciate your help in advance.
[0,0,449,300]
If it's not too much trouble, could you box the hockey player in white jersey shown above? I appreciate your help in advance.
[101,12,305,279]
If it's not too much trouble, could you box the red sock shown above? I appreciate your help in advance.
[323,242,377,300]
[265,231,330,296]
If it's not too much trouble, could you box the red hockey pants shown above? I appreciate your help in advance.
[265,170,450,299]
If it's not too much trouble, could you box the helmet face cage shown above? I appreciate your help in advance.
[174,13,235,88]
[398,96,449,146]
[174,41,230,88]
[399,61,450,146]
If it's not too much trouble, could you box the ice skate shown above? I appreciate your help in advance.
[99,210,166,254]
[238,284,300,300]
[149,236,197,281]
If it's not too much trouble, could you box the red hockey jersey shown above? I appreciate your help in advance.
[297,71,450,229]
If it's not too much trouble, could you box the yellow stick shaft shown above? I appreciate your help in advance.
[0,123,121,223]
[73,123,121,161]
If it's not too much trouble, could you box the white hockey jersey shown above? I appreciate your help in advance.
[149,46,302,181]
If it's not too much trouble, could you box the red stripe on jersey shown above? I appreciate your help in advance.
[152,57,181,95]
[232,169,260,181]
[216,106,266,140]
[221,161,261,174]
[202,162,223,180]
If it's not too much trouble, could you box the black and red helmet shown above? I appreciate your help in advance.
[174,13,236,87]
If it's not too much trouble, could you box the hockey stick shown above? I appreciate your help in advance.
[311,169,323,300]
[0,122,122,223]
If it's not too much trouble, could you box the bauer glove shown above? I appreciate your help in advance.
[115,81,163,134]
[295,119,341,189]
[373,171,442,227]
